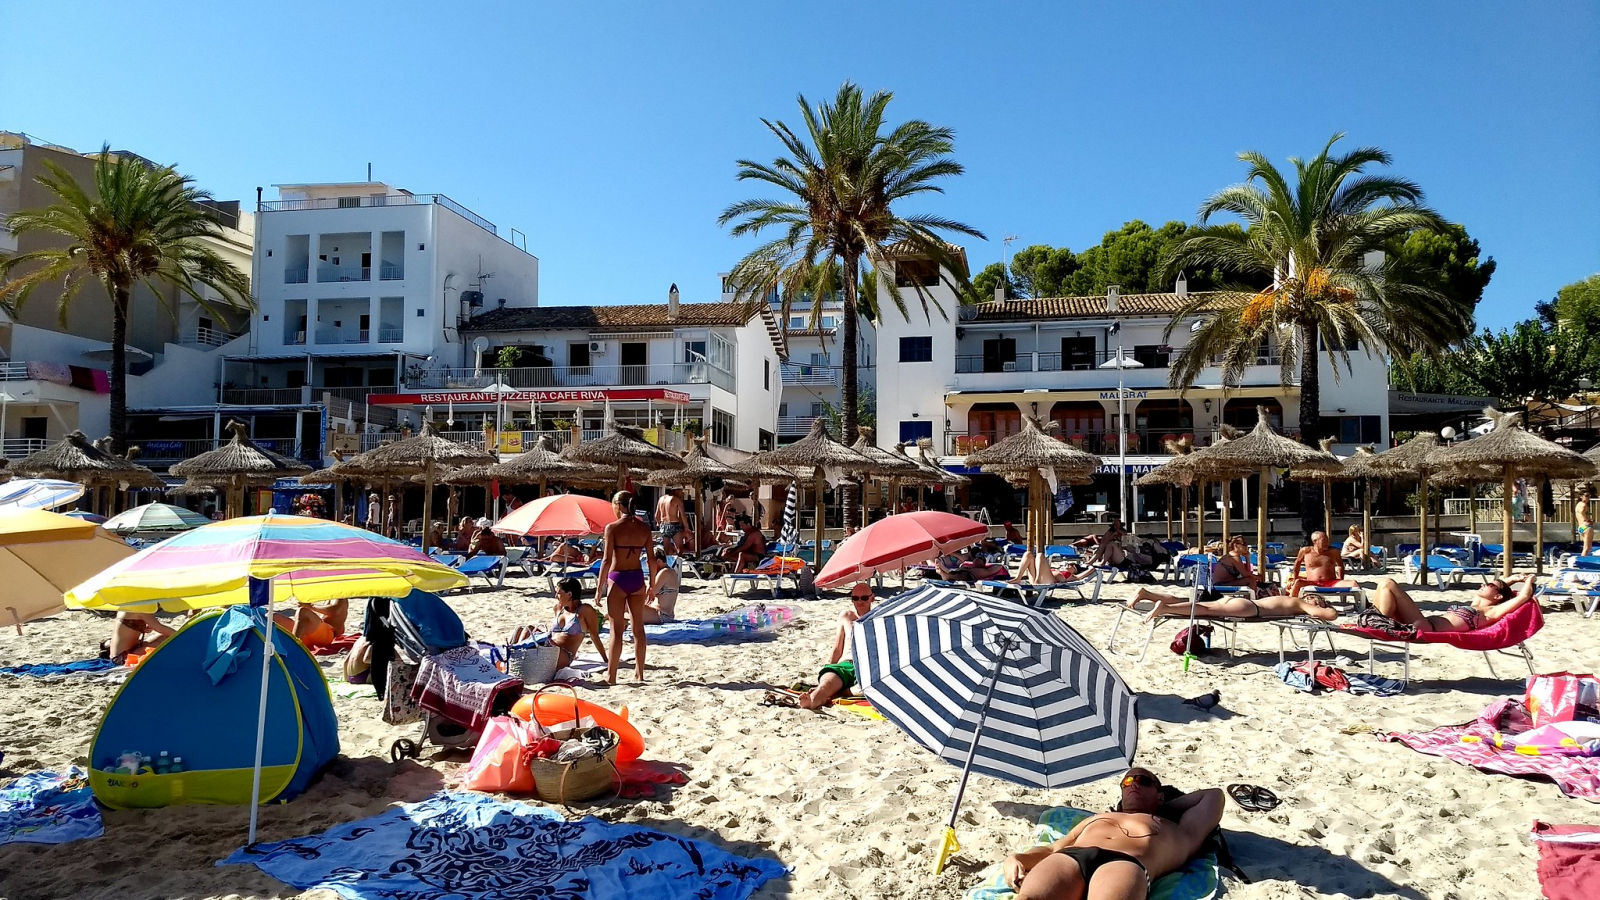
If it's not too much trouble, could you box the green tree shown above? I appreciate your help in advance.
[720,81,982,452]
[967,261,1012,303]
[1387,222,1495,314]
[1454,320,1592,414]
[1540,273,1600,329]
[0,148,252,453]
[1159,133,1461,535]
[1388,350,1478,395]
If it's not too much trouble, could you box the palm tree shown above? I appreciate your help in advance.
[1160,133,1467,535]
[0,147,251,453]
[720,82,982,467]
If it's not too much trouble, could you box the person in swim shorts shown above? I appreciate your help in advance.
[598,490,660,684]
[1002,768,1224,899]
[1286,531,1356,596]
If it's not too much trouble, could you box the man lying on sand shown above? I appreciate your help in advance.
[1002,768,1224,900]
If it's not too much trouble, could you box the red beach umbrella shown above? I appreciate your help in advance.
[816,511,988,588]
[491,494,616,538]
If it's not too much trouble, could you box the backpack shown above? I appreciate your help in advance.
[1170,624,1216,656]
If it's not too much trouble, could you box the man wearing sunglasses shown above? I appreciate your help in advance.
[1002,768,1224,899]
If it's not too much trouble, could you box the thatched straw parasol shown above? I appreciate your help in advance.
[1287,438,1354,538]
[965,418,1100,582]
[168,421,311,519]
[641,438,750,553]
[1334,446,1385,564]
[337,422,494,552]
[1432,408,1598,575]
[849,428,921,527]
[1198,408,1341,558]
[489,435,590,495]
[746,419,883,554]
[1366,433,1449,583]
[1136,429,1248,551]
[1136,438,1202,545]
[12,431,135,512]
[562,424,686,491]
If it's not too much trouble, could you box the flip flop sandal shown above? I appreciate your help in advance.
[1226,783,1259,810]
[761,691,800,708]
[1251,786,1282,811]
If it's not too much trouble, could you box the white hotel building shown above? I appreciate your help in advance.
[872,249,1391,526]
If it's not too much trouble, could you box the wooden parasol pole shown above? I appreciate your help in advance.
[1196,479,1206,550]
[1165,484,1173,542]
[813,468,825,562]
[1219,475,1231,548]
[1323,479,1332,537]
[1361,478,1373,568]
[421,459,435,554]
[1501,471,1515,578]
[1417,477,1430,586]
[1535,476,1546,576]
[1257,465,1269,564]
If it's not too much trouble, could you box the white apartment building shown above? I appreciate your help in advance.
[415,286,787,453]
[0,132,254,460]
[873,249,1391,525]
[146,181,542,464]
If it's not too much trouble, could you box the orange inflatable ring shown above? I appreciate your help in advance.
[510,692,644,763]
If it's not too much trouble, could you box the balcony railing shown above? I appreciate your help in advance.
[221,387,309,405]
[379,264,404,281]
[955,354,1036,374]
[313,328,370,345]
[258,193,502,241]
[952,349,1284,375]
[1,438,49,459]
[377,326,404,343]
[357,427,686,455]
[779,363,841,386]
[0,362,34,381]
[286,331,307,346]
[317,265,371,283]
[407,362,734,392]
[178,326,238,348]
[136,437,305,462]
[284,268,309,284]
[777,415,819,435]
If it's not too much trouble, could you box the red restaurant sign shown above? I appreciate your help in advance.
[366,389,693,406]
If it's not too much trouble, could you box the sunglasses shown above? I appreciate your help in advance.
[1121,773,1160,789]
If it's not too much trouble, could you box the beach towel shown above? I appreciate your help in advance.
[411,646,522,731]
[1345,672,1406,697]
[1380,698,1600,801]
[1531,821,1600,900]
[0,658,121,678]
[0,768,103,846]
[964,807,1220,900]
[219,790,786,900]
[311,632,361,656]
[1273,662,1401,697]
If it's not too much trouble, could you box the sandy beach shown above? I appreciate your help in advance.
[0,567,1590,900]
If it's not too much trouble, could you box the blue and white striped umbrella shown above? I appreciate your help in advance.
[780,483,799,546]
[854,583,1138,787]
[853,584,1139,872]
[0,479,87,511]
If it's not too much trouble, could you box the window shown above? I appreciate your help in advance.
[1333,415,1382,443]
[1319,332,1361,351]
[788,316,805,329]
[1061,337,1096,370]
[336,196,361,208]
[821,315,838,329]
[778,402,789,417]
[708,334,734,371]
[1132,344,1170,368]
[569,341,591,372]
[981,338,1016,372]
[711,409,735,446]
[683,340,706,362]
[763,359,770,390]
[900,336,933,362]
[899,420,933,443]
[810,402,827,417]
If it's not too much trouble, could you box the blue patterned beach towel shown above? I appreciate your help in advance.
[220,791,786,900]
[0,658,120,678]
[0,768,103,846]
[965,807,1220,900]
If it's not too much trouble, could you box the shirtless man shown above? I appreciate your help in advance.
[1004,769,1224,900]
[1286,531,1355,596]
[654,488,689,555]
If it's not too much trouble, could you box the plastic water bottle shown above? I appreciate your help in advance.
[156,751,171,774]
[170,757,184,774]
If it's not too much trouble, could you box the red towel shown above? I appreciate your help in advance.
[411,646,521,731]
[1531,822,1600,900]
[311,632,361,656]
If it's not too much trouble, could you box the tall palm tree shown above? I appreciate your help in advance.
[1160,133,1467,535]
[721,82,982,463]
[0,147,251,453]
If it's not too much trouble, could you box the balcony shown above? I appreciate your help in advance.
[137,437,305,463]
[1,438,49,459]
[357,427,686,455]
[379,264,405,281]
[284,268,309,284]
[221,387,309,405]
[777,415,819,435]
[0,362,34,381]
[779,363,841,386]
[407,362,735,393]
[178,326,239,348]
[259,193,503,241]
[949,350,1286,391]
[377,326,404,344]
[314,328,371,345]
[317,265,371,284]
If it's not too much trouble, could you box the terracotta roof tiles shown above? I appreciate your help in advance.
[968,290,1235,322]
[460,301,759,332]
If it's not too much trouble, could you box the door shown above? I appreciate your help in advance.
[620,342,647,385]
[21,416,47,440]
[1062,337,1096,370]
[982,338,1016,373]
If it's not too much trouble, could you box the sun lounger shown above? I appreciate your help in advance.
[975,568,1103,608]
[722,557,802,599]
[1271,599,1542,687]
[1536,570,1600,618]
[455,555,506,588]
[1403,553,1493,587]
[544,560,601,594]
[1107,554,1258,661]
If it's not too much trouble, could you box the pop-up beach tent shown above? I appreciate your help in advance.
[89,607,338,809]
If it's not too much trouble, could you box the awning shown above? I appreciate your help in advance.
[367,388,693,406]
[945,385,1288,405]
[1387,391,1496,415]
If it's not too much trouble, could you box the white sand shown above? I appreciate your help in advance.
[0,569,1591,899]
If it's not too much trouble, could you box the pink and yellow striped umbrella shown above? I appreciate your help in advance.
[64,512,467,611]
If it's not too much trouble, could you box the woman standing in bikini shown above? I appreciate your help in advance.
[597,491,659,683]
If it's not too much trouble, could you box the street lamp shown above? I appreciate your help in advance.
[1098,286,1144,528]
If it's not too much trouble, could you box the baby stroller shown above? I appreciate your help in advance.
[365,589,523,761]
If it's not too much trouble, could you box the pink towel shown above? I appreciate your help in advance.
[1531,822,1600,900]
[1380,699,1600,801]
[410,646,521,731]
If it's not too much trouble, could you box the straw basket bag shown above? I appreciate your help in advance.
[507,642,563,685]
[526,685,621,805]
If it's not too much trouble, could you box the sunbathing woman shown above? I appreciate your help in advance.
[273,599,349,648]
[1134,588,1339,623]
[511,577,605,668]
[102,611,176,662]
[1368,575,1536,632]
[597,491,659,683]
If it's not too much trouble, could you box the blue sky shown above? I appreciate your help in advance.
[5,1,1596,328]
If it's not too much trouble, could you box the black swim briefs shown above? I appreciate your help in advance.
[1056,846,1150,895]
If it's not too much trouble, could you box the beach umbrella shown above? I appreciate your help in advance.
[0,478,88,511]
[1367,433,1447,584]
[102,501,211,535]
[849,428,920,528]
[338,422,494,553]
[491,493,616,538]
[1431,408,1597,576]
[1195,408,1338,561]
[853,584,1138,874]
[1338,446,1383,565]
[965,418,1099,583]
[780,482,800,546]
[815,511,988,588]
[562,424,685,490]
[746,419,886,560]
[1287,437,1353,539]
[1136,437,1200,545]
[489,435,591,496]
[63,512,467,842]
[10,431,150,513]
[171,421,311,520]
[63,510,108,523]
[0,507,136,632]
